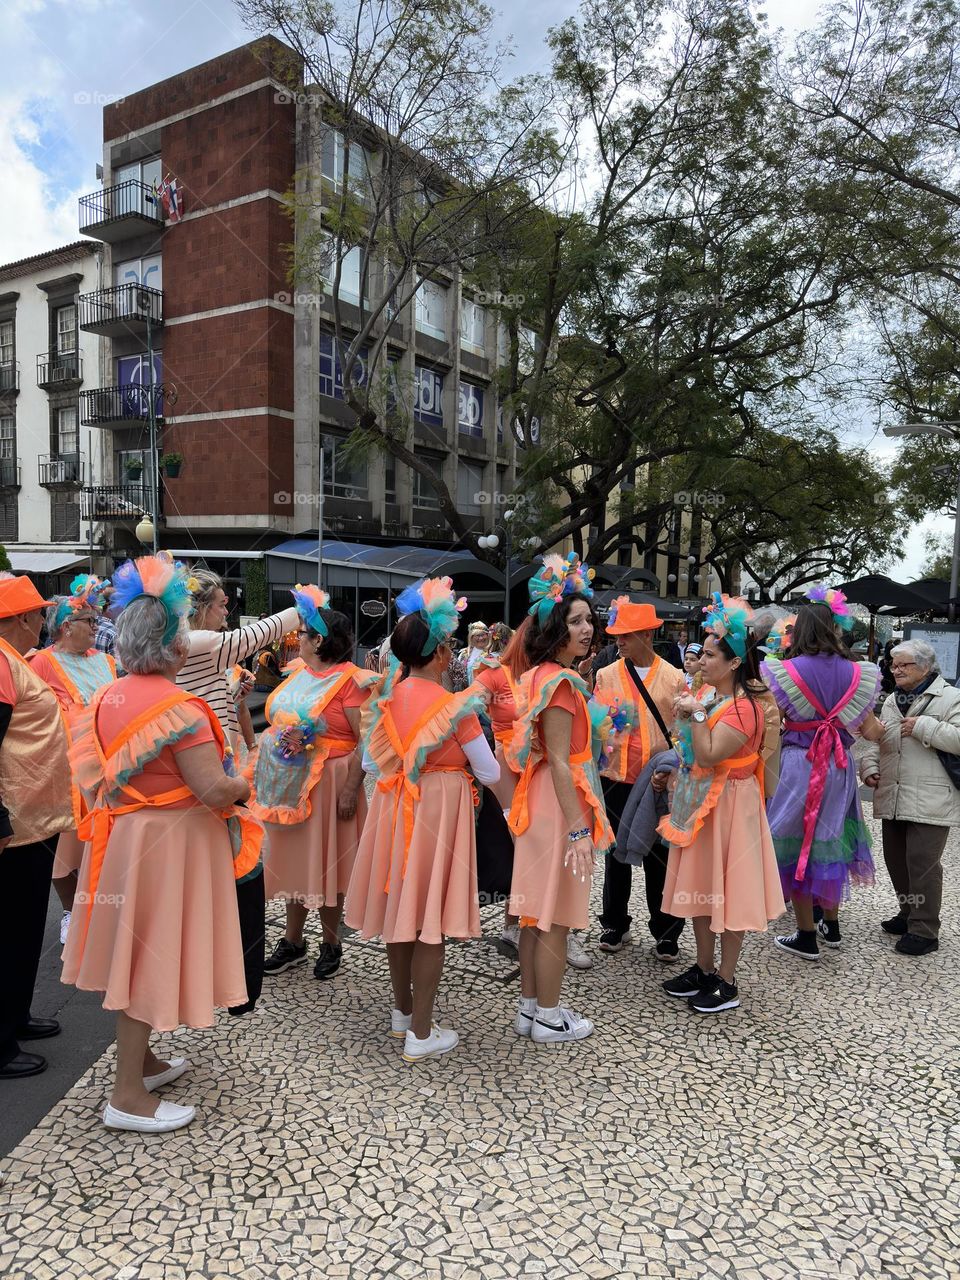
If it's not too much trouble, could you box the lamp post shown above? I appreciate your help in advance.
[478,508,519,625]
[884,421,960,622]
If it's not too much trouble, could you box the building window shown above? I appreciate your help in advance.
[412,453,442,510]
[56,406,78,457]
[459,298,486,352]
[50,491,80,542]
[457,380,484,438]
[56,306,76,356]
[114,254,162,291]
[457,460,484,515]
[0,416,14,460]
[0,498,17,542]
[320,130,368,191]
[321,433,368,499]
[0,320,13,367]
[319,332,368,400]
[384,455,397,502]
[323,245,366,305]
[414,364,444,428]
[415,276,447,340]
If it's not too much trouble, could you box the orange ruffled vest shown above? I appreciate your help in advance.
[0,637,72,846]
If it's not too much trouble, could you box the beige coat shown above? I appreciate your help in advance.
[859,675,960,826]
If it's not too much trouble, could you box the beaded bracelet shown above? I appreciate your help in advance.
[568,827,591,842]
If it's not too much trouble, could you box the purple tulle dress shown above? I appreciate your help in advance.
[762,654,880,907]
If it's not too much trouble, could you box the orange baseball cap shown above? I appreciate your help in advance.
[605,597,663,634]
[0,576,56,619]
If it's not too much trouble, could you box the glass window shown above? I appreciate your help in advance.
[320,130,368,191]
[114,254,162,291]
[56,306,76,355]
[384,455,397,502]
[0,320,12,366]
[0,416,14,459]
[518,325,537,374]
[457,460,484,514]
[457,381,484,438]
[319,333,368,400]
[57,406,78,456]
[322,433,369,499]
[459,298,486,351]
[415,276,447,339]
[412,454,442,510]
[414,364,444,428]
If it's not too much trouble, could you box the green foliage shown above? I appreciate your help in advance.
[0,544,11,573]
[244,557,268,616]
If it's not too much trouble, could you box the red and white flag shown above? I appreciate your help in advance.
[157,176,183,223]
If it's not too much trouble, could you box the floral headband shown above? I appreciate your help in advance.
[112,553,194,645]
[702,592,752,660]
[53,573,111,630]
[395,576,467,655]
[527,552,595,627]
[805,584,853,632]
[291,583,331,637]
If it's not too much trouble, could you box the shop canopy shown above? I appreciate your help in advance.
[836,574,951,616]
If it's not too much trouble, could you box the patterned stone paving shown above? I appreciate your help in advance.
[1,815,958,1280]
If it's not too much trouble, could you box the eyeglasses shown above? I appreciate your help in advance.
[70,616,97,627]
[890,662,917,671]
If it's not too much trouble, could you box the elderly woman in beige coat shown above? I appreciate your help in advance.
[860,638,960,957]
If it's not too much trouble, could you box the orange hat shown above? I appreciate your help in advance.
[0,576,55,619]
[605,596,663,635]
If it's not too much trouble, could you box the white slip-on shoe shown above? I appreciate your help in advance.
[401,1025,459,1062]
[142,1057,189,1091]
[531,1006,594,1045]
[390,1009,412,1039]
[103,1100,195,1133]
[59,911,72,946]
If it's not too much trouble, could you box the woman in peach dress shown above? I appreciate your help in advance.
[344,578,499,1063]
[61,556,260,1134]
[28,576,116,944]
[248,586,376,982]
[507,555,614,1045]
[658,595,785,1014]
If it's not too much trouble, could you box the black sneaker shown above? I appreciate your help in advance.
[895,933,939,956]
[774,929,820,961]
[263,937,308,975]
[881,915,909,936]
[662,963,719,999]
[653,940,680,963]
[313,942,343,980]
[690,978,740,1013]
[598,927,632,953]
[816,919,841,948]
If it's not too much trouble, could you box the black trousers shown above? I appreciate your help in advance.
[0,837,56,1067]
[228,870,265,1016]
[599,779,684,946]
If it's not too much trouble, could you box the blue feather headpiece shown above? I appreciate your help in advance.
[291,583,330,637]
[527,552,595,627]
[53,573,110,630]
[702,592,752,660]
[112,553,193,645]
[395,576,467,655]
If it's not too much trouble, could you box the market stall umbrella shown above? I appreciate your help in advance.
[836,575,938,658]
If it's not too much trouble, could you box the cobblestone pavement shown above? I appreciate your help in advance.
[1,816,958,1280]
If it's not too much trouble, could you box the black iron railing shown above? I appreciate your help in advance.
[37,352,83,388]
[38,454,84,487]
[77,284,163,331]
[81,484,151,520]
[79,180,163,232]
[80,383,164,426]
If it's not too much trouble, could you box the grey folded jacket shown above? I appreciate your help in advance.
[612,748,679,865]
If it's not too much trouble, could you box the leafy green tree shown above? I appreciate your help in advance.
[0,545,11,573]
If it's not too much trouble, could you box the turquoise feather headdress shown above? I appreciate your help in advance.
[112,553,193,645]
[702,592,752,659]
[291,583,330,637]
[527,552,595,627]
[395,576,467,655]
[53,573,110,630]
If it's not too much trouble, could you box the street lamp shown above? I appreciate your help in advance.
[135,514,155,546]
[883,421,960,622]
[478,506,518,626]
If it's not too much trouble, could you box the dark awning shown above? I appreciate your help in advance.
[836,575,936,614]
[267,539,505,584]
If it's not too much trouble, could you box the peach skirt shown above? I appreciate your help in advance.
[508,763,593,931]
[263,754,367,907]
[53,828,84,879]
[662,775,786,933]
[61,808,247,1031]
[343,772,480,945]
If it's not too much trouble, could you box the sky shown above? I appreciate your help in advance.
[1,0,943,578]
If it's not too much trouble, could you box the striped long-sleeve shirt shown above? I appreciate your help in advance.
[177,607,301,740]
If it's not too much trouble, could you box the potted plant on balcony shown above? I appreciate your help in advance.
[124,458,144,480]
[161,452,182,478]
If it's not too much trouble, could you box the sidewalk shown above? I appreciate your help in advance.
[1,818,958,1279]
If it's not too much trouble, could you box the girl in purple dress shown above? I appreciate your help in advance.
[762,589,884,960]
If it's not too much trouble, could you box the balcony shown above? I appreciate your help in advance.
[0,458,21,491]
[37,352,83,390]
[80,384,163,429]
[81,484,152,521]
[79,180,164,243]
[0,362,19,396]
[78,284,163,337]
[38,453,85,488]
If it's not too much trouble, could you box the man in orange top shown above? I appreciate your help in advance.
[595,599,686,959]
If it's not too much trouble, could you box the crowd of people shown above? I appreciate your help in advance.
[0,552,955,1133]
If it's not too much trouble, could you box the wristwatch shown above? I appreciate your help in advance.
[692,710,707,723]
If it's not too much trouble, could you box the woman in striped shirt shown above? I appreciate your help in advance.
[178,569,301,1016]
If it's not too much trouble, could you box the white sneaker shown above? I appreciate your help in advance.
[514,1004,535,1037]
[59,911,71,945]
[401,1025,459,1062]
[103,1100,195,1133]
[500,924,520,952]
[390,1009,412,1039]
[531,1006,594,1044]
[143,1057,189,1091]
[566,933,594,970]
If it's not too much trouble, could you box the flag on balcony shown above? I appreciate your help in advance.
[157,175,183,223]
